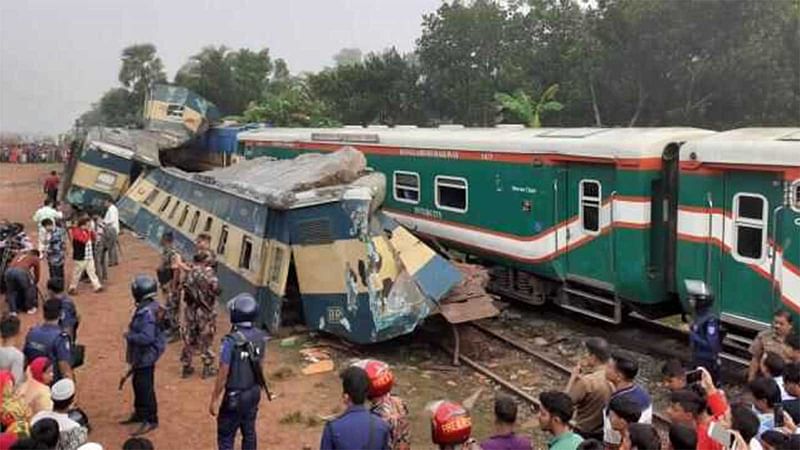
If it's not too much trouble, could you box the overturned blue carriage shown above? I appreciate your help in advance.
[118,148,469,343]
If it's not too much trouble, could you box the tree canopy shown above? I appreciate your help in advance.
[78,0,798,130]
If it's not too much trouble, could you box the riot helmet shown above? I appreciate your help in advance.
[685,279,714,312]
[131,275,158,304]
[227,293,259,324]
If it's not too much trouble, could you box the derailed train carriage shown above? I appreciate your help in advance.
[62,85,220,213]
[117,148,465,343]
[238,126,800,339]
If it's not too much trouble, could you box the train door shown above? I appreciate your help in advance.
[719,171,784,324]
[565,164,616,286]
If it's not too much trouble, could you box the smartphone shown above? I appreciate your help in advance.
[708,422,734,449]
[685,369,702,384]
[774,404,784,427]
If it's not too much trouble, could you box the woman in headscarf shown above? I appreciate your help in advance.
[16,357,54,415]
[0,370,31,438]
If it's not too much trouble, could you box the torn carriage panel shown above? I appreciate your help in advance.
[118,148,466,343]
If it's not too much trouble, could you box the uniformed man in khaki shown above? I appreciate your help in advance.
[566,337,613,440]
[748,310,794,381]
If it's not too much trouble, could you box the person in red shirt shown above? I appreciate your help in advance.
[3,247,41,315]
[67,217,102,294]
[43,171,59,204]
[666,367,728,450]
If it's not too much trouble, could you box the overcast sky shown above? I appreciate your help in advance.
[0,0,441,135]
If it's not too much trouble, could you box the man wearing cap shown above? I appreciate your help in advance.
[31,378,88,450]
[23,298,73,382]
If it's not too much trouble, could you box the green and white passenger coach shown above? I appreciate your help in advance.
[237,126,800,337]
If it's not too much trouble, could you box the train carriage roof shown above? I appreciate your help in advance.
[680,128,800,167]
[238,126,715,160]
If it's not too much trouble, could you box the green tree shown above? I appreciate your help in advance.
[417,0,522,126]
[118,44,166,112]
[175,46,237,115]
[78,88,139,128]
[333,48,363,67]
[228,48,273,113]
[243,79,337,127]
[495,84,564,127]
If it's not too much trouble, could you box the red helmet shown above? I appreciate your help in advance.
[352,359,394,398]
[430,400,472,446]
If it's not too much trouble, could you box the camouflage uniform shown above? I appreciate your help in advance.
[161,246,182,339]
[371,394,411,450]
[180,263,220,376]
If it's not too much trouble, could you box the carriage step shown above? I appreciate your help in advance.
[558,287,622,324]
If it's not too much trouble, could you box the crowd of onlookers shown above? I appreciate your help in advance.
[0,145,66,164]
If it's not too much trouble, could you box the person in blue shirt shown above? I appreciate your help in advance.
[23,298,73,381]
[686,281,722,383]
[320,365,391,450]
[120,275,165,437]
[208,293,269,450]
[45,278,78,340]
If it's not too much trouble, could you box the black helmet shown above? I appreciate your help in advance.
[227,293,258,324]
[131,275,158,303]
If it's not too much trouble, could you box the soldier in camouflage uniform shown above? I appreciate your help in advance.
[180,252,220,379]
[195,233,217,268]
[158,232,188,343]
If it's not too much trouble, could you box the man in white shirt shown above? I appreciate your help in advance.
[31,378,88,450]
[32,200,63,248]
[102,198,120,266]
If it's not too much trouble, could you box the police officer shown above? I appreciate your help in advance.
[686,280,722,383]
[209,293,268,450]
[320,365,391,450]
[120,275,165,437]
[23,297,73,381]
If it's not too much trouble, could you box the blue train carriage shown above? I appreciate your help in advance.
[63,85,220,212]
[677,128,800,334]
[117,148,462,343]
[64,128,147,213]
[237,126,714,323]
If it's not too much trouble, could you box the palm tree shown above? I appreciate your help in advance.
[495,84,564,128]
[118,44,167,110]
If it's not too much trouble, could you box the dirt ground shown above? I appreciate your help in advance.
[0,163,528,450]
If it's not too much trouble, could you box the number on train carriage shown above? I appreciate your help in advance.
[94,171,117,192]
[732,193,768,262]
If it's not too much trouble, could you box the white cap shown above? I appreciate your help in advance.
[51,378,75,401]
[77,444,103,450]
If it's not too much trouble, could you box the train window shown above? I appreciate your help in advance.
[217,225,229,256]
[579,180,601,234]
[393,171,420,204]
[159,195,172,214]
[792,180,800,212]
[143,189,159,206]
[166,104,185,119]
[94,171,117,191]
[189,211,201,233]
[239,236,253,270]
[204,217,214,232]
[733,193,767,262]
[168,200,181,220]
[435,176,468,213]
[178,205,190,228]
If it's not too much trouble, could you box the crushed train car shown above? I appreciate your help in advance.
[117,148,467,343]
[62,85,220,213]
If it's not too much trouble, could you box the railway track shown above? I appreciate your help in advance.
[438,321,672,428]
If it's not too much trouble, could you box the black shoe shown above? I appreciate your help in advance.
[131,422,158,436]
[181,366,195,379]
[201,365,218,379]
[118,415,142,425]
